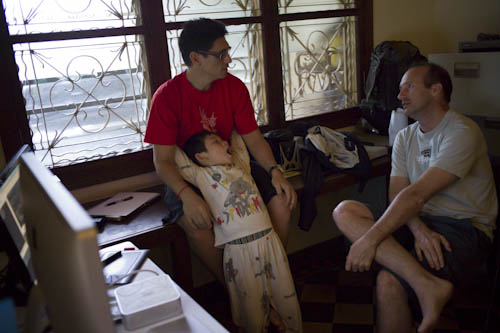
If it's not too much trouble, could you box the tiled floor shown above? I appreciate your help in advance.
[193,237,500,333]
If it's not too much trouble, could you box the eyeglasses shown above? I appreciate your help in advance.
[197,48,231,61]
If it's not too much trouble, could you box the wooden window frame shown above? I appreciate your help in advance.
[0,0,372,190]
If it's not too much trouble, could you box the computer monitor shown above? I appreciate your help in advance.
[0,145,35,295]
[19,152,115,333]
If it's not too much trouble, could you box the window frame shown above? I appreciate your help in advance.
[0,0,373,190]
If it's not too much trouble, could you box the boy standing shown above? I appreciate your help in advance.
[175,130,302,333]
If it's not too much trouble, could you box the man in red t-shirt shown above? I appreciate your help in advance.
[144,18,297,285]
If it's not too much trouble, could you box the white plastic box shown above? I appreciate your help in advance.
[114,274,182,330]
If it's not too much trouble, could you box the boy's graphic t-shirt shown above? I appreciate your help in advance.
[175,132,272,246]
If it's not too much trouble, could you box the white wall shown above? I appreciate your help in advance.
[373,0,500,157]
[373,0,500,56]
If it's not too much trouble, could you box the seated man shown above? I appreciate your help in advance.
[144,18,296,286]
[332,62,497,333]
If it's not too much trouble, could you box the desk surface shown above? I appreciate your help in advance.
[102,242,229,333]
[96,195,194,294]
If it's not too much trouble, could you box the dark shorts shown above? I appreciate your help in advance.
[162,161,277,223]
[365,203,492,319]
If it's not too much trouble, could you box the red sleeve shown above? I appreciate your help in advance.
[230,75,258,135]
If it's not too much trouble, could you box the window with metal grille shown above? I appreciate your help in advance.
[0,0,372,189]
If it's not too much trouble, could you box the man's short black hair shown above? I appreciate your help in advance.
[409,62,453,104]
[183,130,213,166]
[179,18,227,67]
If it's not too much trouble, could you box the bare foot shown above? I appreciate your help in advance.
[415,276,453,333]
[269,307,286,332]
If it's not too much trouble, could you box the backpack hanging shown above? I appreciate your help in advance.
[360,41,427,135]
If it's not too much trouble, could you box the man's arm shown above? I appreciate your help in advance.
[241,129,297,209]
[389,175,452,270]
[152,144,213,229]
[346,167,457,271]
[373,167,457,241]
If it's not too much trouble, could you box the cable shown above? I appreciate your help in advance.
[108,269,159,288]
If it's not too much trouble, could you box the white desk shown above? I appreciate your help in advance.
[101,242,228,333]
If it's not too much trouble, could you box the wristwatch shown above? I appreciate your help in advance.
[268,164,283,177]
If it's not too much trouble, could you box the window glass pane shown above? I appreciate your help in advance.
[281,16,358,121]
[166,23,267,125]
[162,0,260,22]
[4,0,138,35]
[14,36,150,167]
[278,0,355,14]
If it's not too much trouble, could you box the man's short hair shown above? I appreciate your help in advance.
[410,62,453,103]
[179,18,227,67]
[183,130,213,165]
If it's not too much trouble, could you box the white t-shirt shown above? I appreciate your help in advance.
[175,132,272,247]
[391,110,497,240]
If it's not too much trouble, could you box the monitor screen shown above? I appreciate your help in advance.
[0,145,35,294]
[19,153,115,333]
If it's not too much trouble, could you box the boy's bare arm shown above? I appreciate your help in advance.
[153,144,213,229]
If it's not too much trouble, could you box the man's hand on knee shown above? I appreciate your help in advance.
[181,189,214,230]
[412,223,451,270]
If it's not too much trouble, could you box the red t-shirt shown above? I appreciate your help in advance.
[144,71,258,147]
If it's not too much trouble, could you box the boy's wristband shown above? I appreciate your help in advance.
[176,184,189,199]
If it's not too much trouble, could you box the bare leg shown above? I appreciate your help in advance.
[266,193,291,248]
[176,215,225,285]
[376,270,415,333]
[332,200,453,333]
[268,307,286,332]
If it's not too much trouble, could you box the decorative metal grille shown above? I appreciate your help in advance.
[5,0,147,168]
[162,0,260,21]
[167,23,267,125]
[4,0,137,35]
[278,0,356,14]
[281,16,358,121]
[15,36,149,167]
[4,0,360,169]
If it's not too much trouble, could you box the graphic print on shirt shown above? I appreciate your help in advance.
[200,108,217,133]
[214,176,264,225]
[417,147,432,165]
